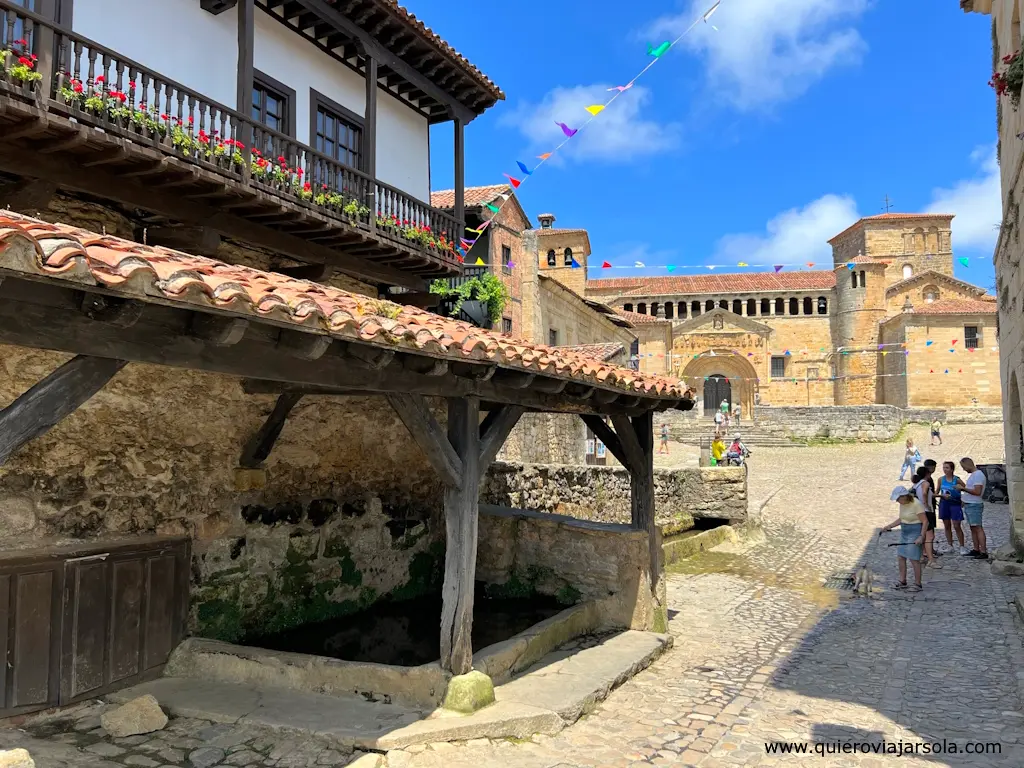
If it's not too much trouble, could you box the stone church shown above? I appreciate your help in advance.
[586,213,1001,416]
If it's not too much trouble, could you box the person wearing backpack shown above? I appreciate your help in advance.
[898,438,921,481]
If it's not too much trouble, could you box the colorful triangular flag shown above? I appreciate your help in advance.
[925,340,934,346]
[473,257,484,266]
[634,261,645,268]
[958,257,969,267]
[737,262,748,267]
[608,83,633,92]
[806,262,815,268]
[506,261,515,269]
[555,122,577,138]
[486,203,500,213]
[503,174,522,189]
[601,261,612,268]
[516,161,533,176]
[647,41,671,57]
[774,265,784,273]
[466,226,484,234]
[571,258,581,268]
[667,265,676,272]
[846,263,855,270]
[537,152,552,160]
[784,349,791,356]
[456,254,464,263]
[951,339,958,345]
[585,105,605,116]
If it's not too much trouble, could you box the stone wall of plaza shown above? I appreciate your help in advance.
[482,461,748,529]
[0,345,456,644]
[753,404,906,441]
[755,315,836,406]
[880,313,1002,408]
[634,320,673,375]
[482,201,529,338]
[499,414,586,466]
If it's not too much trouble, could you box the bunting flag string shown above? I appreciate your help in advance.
[516,161,533,176]
[459,1,721,260]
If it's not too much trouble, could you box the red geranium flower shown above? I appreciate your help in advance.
[95,75,105,83]
[277,155,287,164]
[296,168,304,176]
[73,82,84,94]
[13,39,27,46]
[17,56,33,67]
[303,182,312,192]
[129,80,136,88]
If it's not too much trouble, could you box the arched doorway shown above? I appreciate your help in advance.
[703,374,732,417]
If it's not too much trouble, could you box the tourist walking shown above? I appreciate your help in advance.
[713,410,725,437]
[733,403,741,425]
[958,457,988,559]
[898,438,921,481]
[881,485,928,592]
[931,418,943,446]
[938,460,968,554]
[659,422,670,455]
[914,465,939,568]
[720,398,729,415]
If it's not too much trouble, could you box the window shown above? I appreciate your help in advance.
[637,302,647,314]
[771,356,786,378]
[851,271,858,289]
[732,299,742,314]
[678,301,688,319]
[923,286,938,303]
[651,302,660,317]
[859,270,866,287]
[817,297,828,314]
[902,263,913,279]
[623,303,633,312]
[965,326,979,349]
[563,247,573,266]
[501,244,512,273]
[692,300,701,317]
[789,298,798,315]
[803,297,812,315]
[664,302,674,319]
[747,298,756,316]
[502,317,513,334]
[311,89,363,172]
[719,299,728,310]
[252,71,295,137]
[761,298,770,315]
[548,329,558,346]
[546,249,556,267]
[774,298,784,314]
[705,300,714,312]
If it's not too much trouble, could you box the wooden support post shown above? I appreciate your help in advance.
[440,396,480,675]
[239,393,302,468]
[629,412,658,588]
[237,0,255,181]
[453,117,465,231]
[364,55,378,179]
[0,356,127,466]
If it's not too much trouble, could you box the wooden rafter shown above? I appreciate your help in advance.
[239,393,303,468]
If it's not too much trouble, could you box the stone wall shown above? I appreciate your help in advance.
[499,413,585,465]
[477,505,655,631]
[755,404,905,441]
[0,345,445,642]
[482,461,748,529]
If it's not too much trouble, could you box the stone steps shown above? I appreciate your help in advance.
[666,423,804,448]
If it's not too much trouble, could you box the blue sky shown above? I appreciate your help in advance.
[411,0,998,291]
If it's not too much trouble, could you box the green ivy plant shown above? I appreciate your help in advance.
[429,272,509,325]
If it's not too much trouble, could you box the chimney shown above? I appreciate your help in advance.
[538,213,556,229]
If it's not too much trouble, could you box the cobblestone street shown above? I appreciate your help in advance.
[3,424,1021,767]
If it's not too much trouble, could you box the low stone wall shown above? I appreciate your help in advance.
[754,405,905,441]
[477,505,655,631]
[754,404,1002,441]
[482,462,747,529]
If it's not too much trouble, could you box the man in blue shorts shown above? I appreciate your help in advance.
[958,457,987,559]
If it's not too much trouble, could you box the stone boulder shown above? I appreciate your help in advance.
[0,749,35,768]
[100,695,168,737]
[442,671,495,713]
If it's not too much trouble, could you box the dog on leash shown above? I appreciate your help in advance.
[853,564,875,597]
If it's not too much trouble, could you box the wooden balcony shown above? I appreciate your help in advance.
[0,0,463,289]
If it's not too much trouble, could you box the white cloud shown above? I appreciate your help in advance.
[644,0,869,110]
[926,145,1002,252]
[714,194,859,265]
[500,84,677,162]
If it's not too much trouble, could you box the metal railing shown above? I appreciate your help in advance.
[0,0,462,266]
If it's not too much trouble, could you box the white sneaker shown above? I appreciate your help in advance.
[960,546,972,556]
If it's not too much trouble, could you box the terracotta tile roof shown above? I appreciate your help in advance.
[828,212,954,244]
[430,184,510,210]
[558,343,625,362]
[0,212,688,400]
[370,1,504,102]
[905,298,998,315]
[616,309,669,325]
[885,270,987,297]
[588,272,837,297]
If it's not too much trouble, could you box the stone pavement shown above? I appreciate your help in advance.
[4,423,1021,768]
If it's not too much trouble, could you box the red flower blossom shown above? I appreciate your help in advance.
[160,113,169,120]
[322,184,328,190]
[73,82,84,94]
[129,80,136,88]
[187,116,194,123]
[115,91,127,103]
[30,54,37,62]
[296,168,304,176]
[13,39,26,46]
[17,56,33,67]
[138,102,147,110]
[278,156,287,164]
[303,182,312,192]
[94,75,105,83]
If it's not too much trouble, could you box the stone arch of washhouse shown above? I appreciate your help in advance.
[679,352,760,419]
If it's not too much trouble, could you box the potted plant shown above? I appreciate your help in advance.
[991,50,1023,108]
[429,271,509,328]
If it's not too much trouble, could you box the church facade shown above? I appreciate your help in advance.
[586,213,1001,416]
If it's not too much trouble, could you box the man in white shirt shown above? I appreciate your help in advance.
[958,457,987,559]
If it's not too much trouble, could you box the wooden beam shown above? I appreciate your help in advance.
[580,415,631,472]
[272,263,331,281]
[402,355,448,376]
[363,54,378,177]
[277,329,333,360]
[79,294,144,329]
[237,0,255,112]
[453,116,465,226]
[610,415,646,477]
[478,405,524,476]
[629,411,659,591]
[145,226,222,256]
[440,396,480,675]
[239,392,302,468]
[385,393,462,489]
[0,355,127,466]
[345,345,395,369]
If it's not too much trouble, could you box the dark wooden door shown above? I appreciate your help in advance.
[0,537,189,717]
[704,375,732,417]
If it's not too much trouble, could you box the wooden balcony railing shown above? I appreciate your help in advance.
[0,0,463,274]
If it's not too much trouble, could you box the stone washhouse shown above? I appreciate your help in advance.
[0,212,695,720]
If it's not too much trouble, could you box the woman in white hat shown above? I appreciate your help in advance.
[880,485,929,592]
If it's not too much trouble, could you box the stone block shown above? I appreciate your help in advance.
[233,467,267,491]
[0,750,34,768]
[100,694,168,737]
[992,560,1024,577]
[443,671,495,713]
